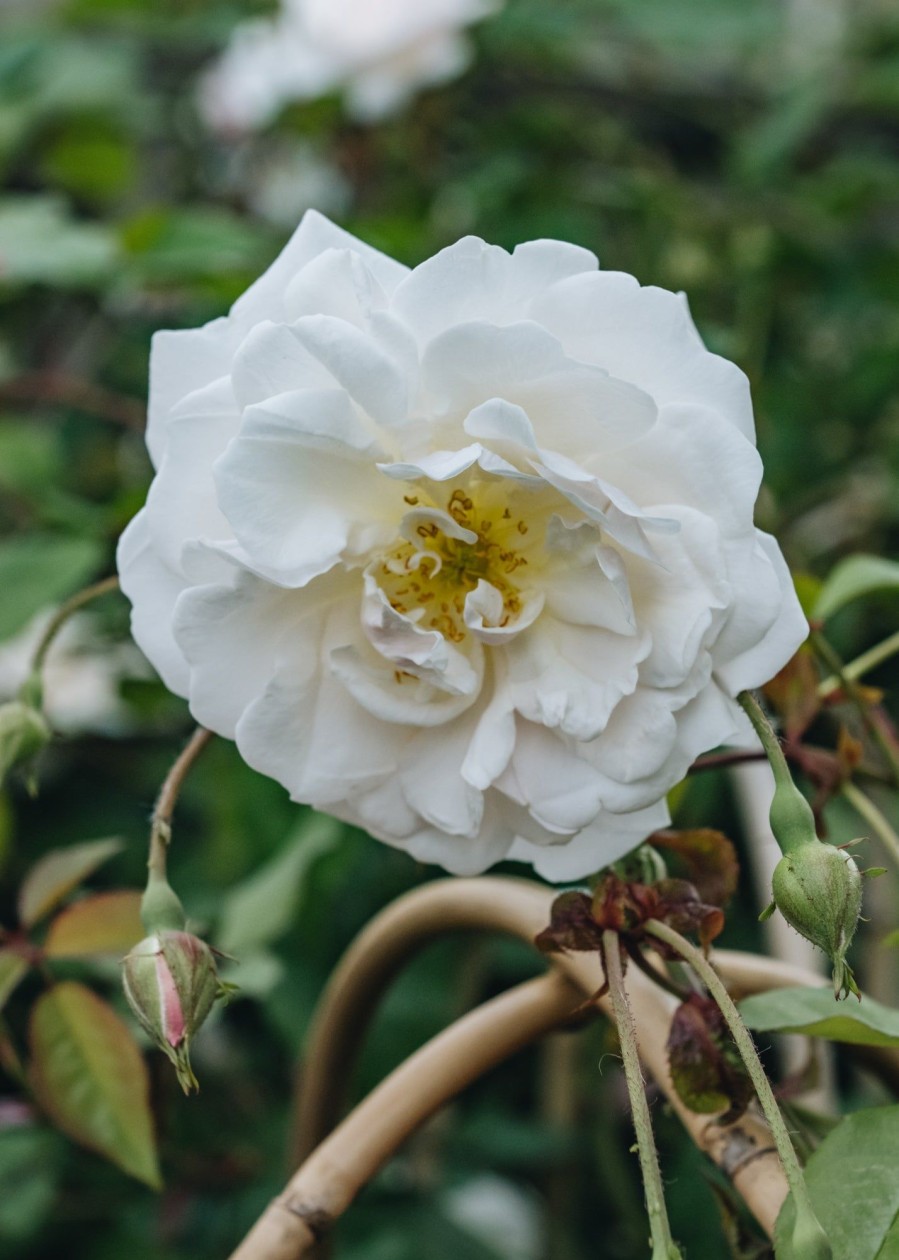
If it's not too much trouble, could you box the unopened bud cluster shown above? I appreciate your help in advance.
[0,699,50,786]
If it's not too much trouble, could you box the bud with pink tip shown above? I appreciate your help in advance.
[122,930,222,1093]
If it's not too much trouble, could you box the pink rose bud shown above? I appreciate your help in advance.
[122,930,222,1094]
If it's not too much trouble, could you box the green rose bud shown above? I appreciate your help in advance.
[769,775,819,856]
[0,700,51,787]
[122,930,222,1094]
[769,842,862,1000]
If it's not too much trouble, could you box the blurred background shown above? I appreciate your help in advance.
[0,0,898,1256]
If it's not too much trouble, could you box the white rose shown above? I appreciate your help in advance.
[118,211,807,881]
[198,0,501,131]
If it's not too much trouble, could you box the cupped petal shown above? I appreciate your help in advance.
[496,720,608,834]
[507,796,670,882]
[463,580,545,644]
[330,640,483,726]
[713,531,808,692]
[284,247,389,326]
[214,388,392,584]
[529,270,755,439]
[360,571,481,696]
[422,321,657,456]
[503,616,650,742]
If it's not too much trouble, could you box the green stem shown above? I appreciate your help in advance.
[645,920,831,1259]
[842,781,899,867]
[141,727,213,934]
[737,690,793,791]
[602,931,683,1260]
[819,629,899,695]
[29,575,120,679]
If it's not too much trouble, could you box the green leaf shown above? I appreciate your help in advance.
[739,985,899,1047]
[217,813,342,955]
[29,982,160,1188]
[775,1106,899,1258]
[0,195,118,289]
[0,949,28,1012]
[813,554,899,622]
[44,891,143,959]
[18,838,122,928]
[0,534,105,641]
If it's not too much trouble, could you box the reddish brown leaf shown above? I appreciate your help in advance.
[763,648,822,741]
[535,891,603,954]
[648,829,740,908]
[667,993,753,1122]
[44,891,143,959]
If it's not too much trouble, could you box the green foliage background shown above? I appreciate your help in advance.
[0,0,898,1256]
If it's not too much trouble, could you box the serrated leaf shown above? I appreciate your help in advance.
[813,554,899,622]
[217,813,342,955]
[775,1106,899,1259]
[0,535,105,641]
[0,950,28,1011]
[19,838,122,928]
[44,891,143,959]
[739,985,899,1047]
[29,982,160,1188]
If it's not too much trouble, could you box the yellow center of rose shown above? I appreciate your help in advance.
[377,486,534,643]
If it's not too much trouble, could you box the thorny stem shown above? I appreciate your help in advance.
[602,931,683,1260]
[737,690,794,791]
[645,920,831,1259]
[819,629,899,696]
[841,780,899,867]
[811,631,899,788]
[29,575,120,680]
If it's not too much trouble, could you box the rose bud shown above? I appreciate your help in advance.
[0,700,51,787]
[767,842,862,1000]
[122,930,222,1094]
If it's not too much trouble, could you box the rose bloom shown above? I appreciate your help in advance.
[119,211,806,880]
[198,0,500,131]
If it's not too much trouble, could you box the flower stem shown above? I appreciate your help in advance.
[28,575,120,680]
[841,780,899,867]
[819,629,899,695]
[737,690,793,792]
[645,919,831,1259]
[141,726,213,934]
[602,930,683,1260]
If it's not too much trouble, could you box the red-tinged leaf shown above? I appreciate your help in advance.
[44,892,143,959]
[667,993,753,1122]
[19,839,123,927]
[763,648,822,740]
[0,948,28,1011]
[653,879,725,951]
[535,892,603,954]
[648,829,739,908]
[29,982,161,1188]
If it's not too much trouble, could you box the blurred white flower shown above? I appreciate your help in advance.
[441,1175,542,1260]
[0,611,139,736]
[118,211,806,881]
[198,0,501,130]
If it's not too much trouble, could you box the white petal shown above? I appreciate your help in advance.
[463,580,544,645]
[508,797,670,883]
[117,513,191,695]
[214,389,390,584]
[530,270,755,439]
[330,639,483,727]
[391,237,512,344]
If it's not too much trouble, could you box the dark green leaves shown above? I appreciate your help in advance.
[775,1107,899,1259]
[740,985,899,1047]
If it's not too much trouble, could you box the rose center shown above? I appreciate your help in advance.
[376,487,533,643]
